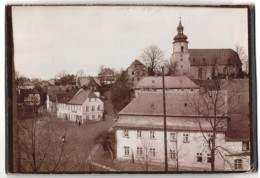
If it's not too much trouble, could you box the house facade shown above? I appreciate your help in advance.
[171,19,242,80]
[98,68,116,85]
[57,90,104,123]
[114,92,250,171]
[126,60,148,87]
[76,76,101,96]
[19,89,40,106]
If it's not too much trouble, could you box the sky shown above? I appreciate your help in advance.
[12,6,248,80]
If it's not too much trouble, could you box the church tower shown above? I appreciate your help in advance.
[171,18,190,76]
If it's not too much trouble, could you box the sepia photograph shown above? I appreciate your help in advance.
[5,5,257,173]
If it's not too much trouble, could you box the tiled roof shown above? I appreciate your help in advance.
[78,77,101,87]
[56,90,79,104]
[67,90,98,105]
[119,92,227,116]
[135,76,200,89]
[189,49,242,66]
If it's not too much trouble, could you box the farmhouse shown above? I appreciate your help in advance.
[114,92,250,171]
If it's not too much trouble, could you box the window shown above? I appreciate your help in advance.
[132,71,134,75]
[92,106,95,111]
[183,134,189,143]
[193,58,195,62]
[137,130,142,138]
[86,116,89,120]
[98,115,101,119]
[92,115,95,119]
[150,131,155,139]
[181,46,184,52]
[181,58,183,62]
[132,78,134,81]
[197,153,202,162]
[181,65,183,68]
[124,129,129,137]
[150,148,156,157]
[207,154,212,163]
[170,132,176,142]
[234,159,242,170]
[184,103,187,107]
[170,150,176,159]
[242,141,250,151]
[86,106,89,112]
[97,105,100,111]
[124,146,130,156]
[137,147,143,157]
[203,58,206,63]
[137,78,140,81]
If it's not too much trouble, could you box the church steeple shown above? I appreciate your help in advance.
[173,17,188,42]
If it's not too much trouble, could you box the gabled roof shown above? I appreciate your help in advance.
[98,68,114,76]
[22,81,34,86]
[189,49,242,66]
[56,89,79,104]
[67,90,98,105]
[135,76,199,89]
[119,91,227,116]
[78,77,101,87]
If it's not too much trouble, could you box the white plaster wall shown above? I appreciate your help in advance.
[116,128,230,171]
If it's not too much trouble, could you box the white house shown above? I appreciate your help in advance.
[134,76,200,97]
[114,92,250,171]
[57,90,104,123]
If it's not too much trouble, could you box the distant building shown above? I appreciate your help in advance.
[19,89,40,106]
[98,68,116,85]
[48,79,56,86]
[126,60,148,87]
[19,81,34,90]
[114,92,250,171]
[134,76,200,97]
[171,19,242,80]
[76,76,101,96]
[57,90,104,123]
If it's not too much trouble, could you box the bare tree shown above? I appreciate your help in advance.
[186,73,244,171]
[76,69,86,77]
[15,71,30,91]
[235,44,248,74]
[140,45,164,76]
[55,71,67,79]
[136,139,156,171]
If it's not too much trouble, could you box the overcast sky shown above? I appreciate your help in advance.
[12,6,248,80]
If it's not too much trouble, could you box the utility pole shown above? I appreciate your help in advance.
[162,66,168,172]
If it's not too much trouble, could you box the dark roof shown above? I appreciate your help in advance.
[226,114,250,141]
[173,20,188,42]
[56,90,79,104]
[67,90,98,105]
[135,76,199,89]
[189,49,242,66]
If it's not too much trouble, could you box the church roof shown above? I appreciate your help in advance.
[189,49,242,67]
[135,76,199,89]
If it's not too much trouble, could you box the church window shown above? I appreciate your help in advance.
[181,46,184,52]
